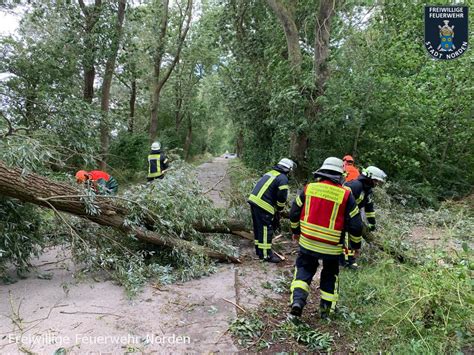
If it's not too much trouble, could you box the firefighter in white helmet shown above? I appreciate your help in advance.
[248,158,295,263]
[289,157,363,318]
[147,142,169,181]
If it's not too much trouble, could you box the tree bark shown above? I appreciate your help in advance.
[183,116,193,160]
[236,129,244,157]
[99,0,127,170]
[0,160,240,263]
[128,79,136,133]
[149,0,192,143]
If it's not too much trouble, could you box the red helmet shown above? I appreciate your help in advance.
[343,155,354,163]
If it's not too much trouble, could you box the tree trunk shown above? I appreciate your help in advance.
[128,79,136,133]
[183,116,193,160]
[99,0,127,171]
[236,129,244,157]
[149,0,192,143]
[314,0,335,95]
[265,0,302,74]
[266,0,335,179]
[79,0,102,104]
[0,160,240,263]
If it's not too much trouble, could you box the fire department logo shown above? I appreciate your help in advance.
[424,6,469,60]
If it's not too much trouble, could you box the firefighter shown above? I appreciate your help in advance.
[248,158,295,263]
[342,155,360,182]
[289,157,362,319]
[75,170,118,195]
[148,141,169,181]
[342,166,387,269]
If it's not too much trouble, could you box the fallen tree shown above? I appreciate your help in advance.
[0,160,240,263]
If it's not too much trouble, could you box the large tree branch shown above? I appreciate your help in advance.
[266,0,302,73]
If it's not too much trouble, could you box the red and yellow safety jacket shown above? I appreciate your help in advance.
[290,176,362,257]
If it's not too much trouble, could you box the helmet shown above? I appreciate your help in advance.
[277,158,296,172]
[343,155,354,163]
[318,157,344,174]
[151,141,161,150]
[75,170,89,183]
[362,166,387,182]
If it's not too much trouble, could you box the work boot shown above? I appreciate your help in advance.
[264,254,282,263]
[290,302,303,317]
[320,304,331,320]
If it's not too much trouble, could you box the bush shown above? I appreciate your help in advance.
[108,132,149,180]
[0,198,44,278]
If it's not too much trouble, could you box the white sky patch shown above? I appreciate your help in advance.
[0,8,23,36]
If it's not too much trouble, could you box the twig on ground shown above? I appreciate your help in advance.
[214,326,230,344]
[59,311,123,318]
[222,298,246,313]
[203,172,228,194]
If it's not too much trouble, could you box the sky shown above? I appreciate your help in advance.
[0,8,21,36]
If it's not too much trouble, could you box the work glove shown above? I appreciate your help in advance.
[368,224,376,232]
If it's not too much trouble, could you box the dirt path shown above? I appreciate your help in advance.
[0,157,296,354]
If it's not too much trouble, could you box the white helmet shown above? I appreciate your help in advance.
[277,158,295,171]
[151,141,161,150]
[318,157,344,174]
[362,166,387,182]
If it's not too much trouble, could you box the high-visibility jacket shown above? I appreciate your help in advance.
[248,167,289,215]
[344,175,376,229]
[89,170,110,182]
[148,150,169,179]
[290,178,362,256]
[343,163,360,182]
[88,170,118,194]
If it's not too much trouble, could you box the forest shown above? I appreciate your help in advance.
[0,1,472,353]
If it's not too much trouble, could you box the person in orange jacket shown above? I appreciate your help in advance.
[343,155,360,182]
[75,170,118,195]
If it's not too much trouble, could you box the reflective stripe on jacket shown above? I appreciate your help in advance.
[248,169,289,215]
[148,150,169,178]
[289,179,362,255]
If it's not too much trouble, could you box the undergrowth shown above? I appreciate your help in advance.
[227,166,473,352]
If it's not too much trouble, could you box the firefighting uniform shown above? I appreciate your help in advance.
[342,175,377,264]
[248,167,289,259]
[148,149,169,181]
[289,173,362,314]
[88,170,118,195]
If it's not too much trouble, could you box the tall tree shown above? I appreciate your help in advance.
[78,0,102,104]
[149,0,192,143]
[266,0,335,176]
[99,0,127,170]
